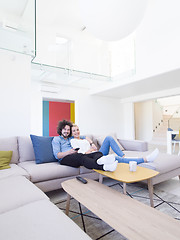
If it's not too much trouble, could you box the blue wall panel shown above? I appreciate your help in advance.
[43,101,49,136]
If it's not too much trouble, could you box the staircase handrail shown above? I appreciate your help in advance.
[168,106,180,128]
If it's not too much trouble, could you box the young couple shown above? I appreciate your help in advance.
[52,120,159,172]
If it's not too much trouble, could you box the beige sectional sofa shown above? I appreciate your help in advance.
[1,135,180,240]
[0,135,148,192]
[0,136,97,239]
[0,175,91,240]
[0,136,100,192]
[1,135,180,190]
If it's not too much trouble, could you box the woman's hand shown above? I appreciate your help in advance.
[86,137,98,150]
[91,144,97,151]
[85,145,97,154]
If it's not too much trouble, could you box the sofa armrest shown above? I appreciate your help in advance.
[118,139,148,152]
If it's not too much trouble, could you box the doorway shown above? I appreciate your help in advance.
[43,100,75,136]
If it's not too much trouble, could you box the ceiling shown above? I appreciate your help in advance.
[36,0,90,39]
[34,0,180,100]
[0,0,28,16]
[1,0,180,100]
[90,68,180,99]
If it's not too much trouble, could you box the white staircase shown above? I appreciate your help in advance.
[150,115,170,145]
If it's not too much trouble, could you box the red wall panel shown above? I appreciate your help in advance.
[49,102,70,136]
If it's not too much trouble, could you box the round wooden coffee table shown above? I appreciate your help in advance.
[94,163,159,207]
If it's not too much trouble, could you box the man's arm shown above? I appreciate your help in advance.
[57,149,76,159]
[52,137,77,160]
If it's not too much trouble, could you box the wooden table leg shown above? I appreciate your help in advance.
[66,193,71,215]
[99,174,103,183]
[123,182,127,194]
[147,178,154,208]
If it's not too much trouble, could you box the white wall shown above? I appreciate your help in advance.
[169,118,180,131]
[134,101,153,141]
[0,49,31,137]
[0,50,166,141]
[30,80,43,135]
[31,81,123,137]
[0,51,125,139]
[135,0,180,79]
[76,95,122,136]
[117,102,135,140]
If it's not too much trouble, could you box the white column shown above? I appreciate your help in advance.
[167,131,172,154]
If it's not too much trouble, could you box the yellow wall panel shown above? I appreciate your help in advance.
[70,102,75,123]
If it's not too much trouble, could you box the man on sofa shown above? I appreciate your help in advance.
[52,120,118,171]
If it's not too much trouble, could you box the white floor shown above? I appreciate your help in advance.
[154,176,180,196]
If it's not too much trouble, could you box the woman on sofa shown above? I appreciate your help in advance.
[52,120,118,172]
[70,124,159,164]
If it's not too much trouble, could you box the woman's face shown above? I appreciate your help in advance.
[72,126,80,138]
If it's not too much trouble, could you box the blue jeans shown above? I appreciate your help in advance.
[99,136,124,157]
[115,156,144,164]
[99,136,144,164]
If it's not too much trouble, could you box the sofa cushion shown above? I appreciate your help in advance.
[152,153,180,174]
[123,150,149,158]
[96,134,125,153]
[119,139,148,152]
[0,137,19,164]
[18,161,80,183]
[18,136,35,162]
[30,135,57,164]
[0,200,91,240]
[0,176,48,214]
[0,151,12,170]
[79,166,94,174]
[138,162,157,170]
[124,151,180,174]
[0,164,30,180]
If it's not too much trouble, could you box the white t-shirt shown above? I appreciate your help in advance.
[70,138,90,154]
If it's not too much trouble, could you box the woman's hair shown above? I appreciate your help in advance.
[57,119,73,136]
[72,124,78,128]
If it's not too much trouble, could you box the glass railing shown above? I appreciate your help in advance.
[0,0,136,86]
[31,62,117,91]
[33,19,136,84]
[0,0,36,57]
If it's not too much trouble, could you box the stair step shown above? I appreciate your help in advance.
[152,114,170,144]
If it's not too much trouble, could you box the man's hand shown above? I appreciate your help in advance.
[69,149,77,154]
[57,148,77,159]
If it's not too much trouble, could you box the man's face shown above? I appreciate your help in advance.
[61,125,70,139]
